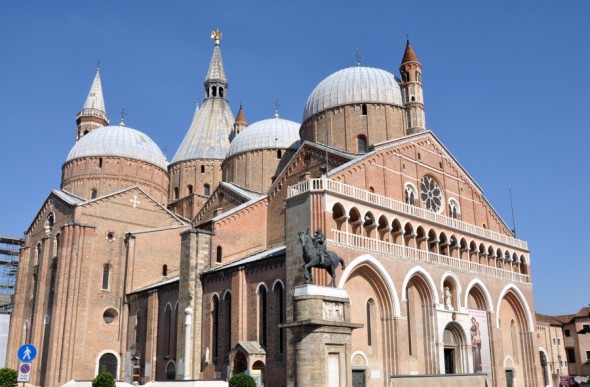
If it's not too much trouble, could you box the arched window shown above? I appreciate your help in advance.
[166,361,176,380]
[405,184,417,206]
[277,149,282,159]
[274,282,285,354]
[54,233,61,258]
[225,292,232,355]
[357,135,367,153]
[173,187,179,200]
[162,264,168,276]
[361,104,367,116]
[201,165,205,174]
[49,261,58,298]
[98,158,103,168]
[219,87,224,98]
[212,295,219,360]
[511,319,519,360]
[216,246,222,263]
[258,285,267,347]
[98,353,118,378]
[91,189,98,199]
[187,185,193,195]
[102,265,110,290]
[35,243,42,265]
[212,86,217,97]
[366,300,373,346]
[204,184,211,196]
[165,304,172,356]
[448,199,460,219]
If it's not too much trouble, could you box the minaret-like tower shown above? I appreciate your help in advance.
[168,30,235,220]
[400,40,426,134]
[75,67,109,141]
[233,105,247,138]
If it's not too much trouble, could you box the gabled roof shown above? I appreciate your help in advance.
[83,186,189,224]
[327,131,514,235]
[26,189,85,234]
[219,182,263,202]
[127,276,179,295]
[232,341,266,355]
[205,246,285,274]
[210,192,267,223]
[551,307,590,324]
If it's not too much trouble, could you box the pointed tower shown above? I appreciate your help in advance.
[75,67,109,141]
[233,105,247,138]
[400,40,426,134]
[168,30,235,220]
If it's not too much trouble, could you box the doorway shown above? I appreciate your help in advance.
[505,369,514,387]
[352,370,365,387]
[444,348,455,374]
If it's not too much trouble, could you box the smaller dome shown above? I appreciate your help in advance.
[303,66,403,122]
[66,126,168,170]
[226,117,300,158]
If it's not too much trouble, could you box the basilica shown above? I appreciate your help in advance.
[6,32,543,387]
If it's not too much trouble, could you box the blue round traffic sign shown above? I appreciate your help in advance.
[17,344,37,362]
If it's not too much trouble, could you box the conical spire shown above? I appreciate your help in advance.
[171,32,234,163]
[401,40,419,65]
[82,67,107,114]
[75,66,109,141]
[206,29,227,84]
[235,105,247,125]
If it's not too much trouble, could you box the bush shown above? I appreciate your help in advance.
[0,368,17,387]
[92,372,116,387]
[229,373,256,387]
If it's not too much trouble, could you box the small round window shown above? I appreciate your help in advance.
[103,308,119,324]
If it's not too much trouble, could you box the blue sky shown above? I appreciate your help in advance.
[0,1,588,315]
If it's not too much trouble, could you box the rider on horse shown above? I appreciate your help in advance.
[312,228,329,266]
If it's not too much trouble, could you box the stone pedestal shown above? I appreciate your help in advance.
[282,285,362,387]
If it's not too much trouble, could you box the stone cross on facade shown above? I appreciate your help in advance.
[129,195,141,208]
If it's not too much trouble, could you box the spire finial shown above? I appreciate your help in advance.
[119,106,127,126]
[273,98,280,118]
[96,59,101,72]
[354,48,363,67]
[406,34,410,43]
[211,29,222,46]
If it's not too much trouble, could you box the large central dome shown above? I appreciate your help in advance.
[66,125,168,170]
[303,66,403,122]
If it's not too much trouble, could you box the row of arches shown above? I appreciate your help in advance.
[331,202,529,275]
[340,254,536,382]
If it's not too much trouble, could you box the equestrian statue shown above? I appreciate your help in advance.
[298,228,345,287]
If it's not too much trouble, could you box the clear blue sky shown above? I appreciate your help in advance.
[1,1,588,315]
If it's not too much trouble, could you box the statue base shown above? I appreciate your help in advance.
[282,285,362,387]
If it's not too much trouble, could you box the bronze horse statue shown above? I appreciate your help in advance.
[298,230,345,287]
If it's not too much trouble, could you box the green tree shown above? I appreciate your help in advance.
[92,372,116,387]
[0,368,17,387]
[229,373,256,387]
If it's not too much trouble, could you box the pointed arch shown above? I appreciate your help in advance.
[338,254,400,317]
[495,284,534,332]
[401,266,439,305]
[464,279,494,312]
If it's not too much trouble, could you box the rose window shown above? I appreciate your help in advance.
[420,175,443,212]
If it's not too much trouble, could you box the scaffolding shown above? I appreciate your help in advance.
[0,236,22,314]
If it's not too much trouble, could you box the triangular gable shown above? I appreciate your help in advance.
[193,182,263,225]
[79,186,188,226]
[328,131,514,235]
[266,140,356,196]
[26,189,83,235]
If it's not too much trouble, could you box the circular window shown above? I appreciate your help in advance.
[103,308,119,324]
[420,175,443,212]
[106,232,115,242]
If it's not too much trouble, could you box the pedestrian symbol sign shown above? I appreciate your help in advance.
[17,363,31,382]
[17,344,37,362]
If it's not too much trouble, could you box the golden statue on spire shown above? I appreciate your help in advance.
[211,29,222,46]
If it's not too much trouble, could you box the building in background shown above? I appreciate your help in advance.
[7,33,544,387]
[0,236,21,367]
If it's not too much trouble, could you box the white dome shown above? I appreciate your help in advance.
[66,126,168,170]
[226,117,300,158]
[303,66,403,122]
